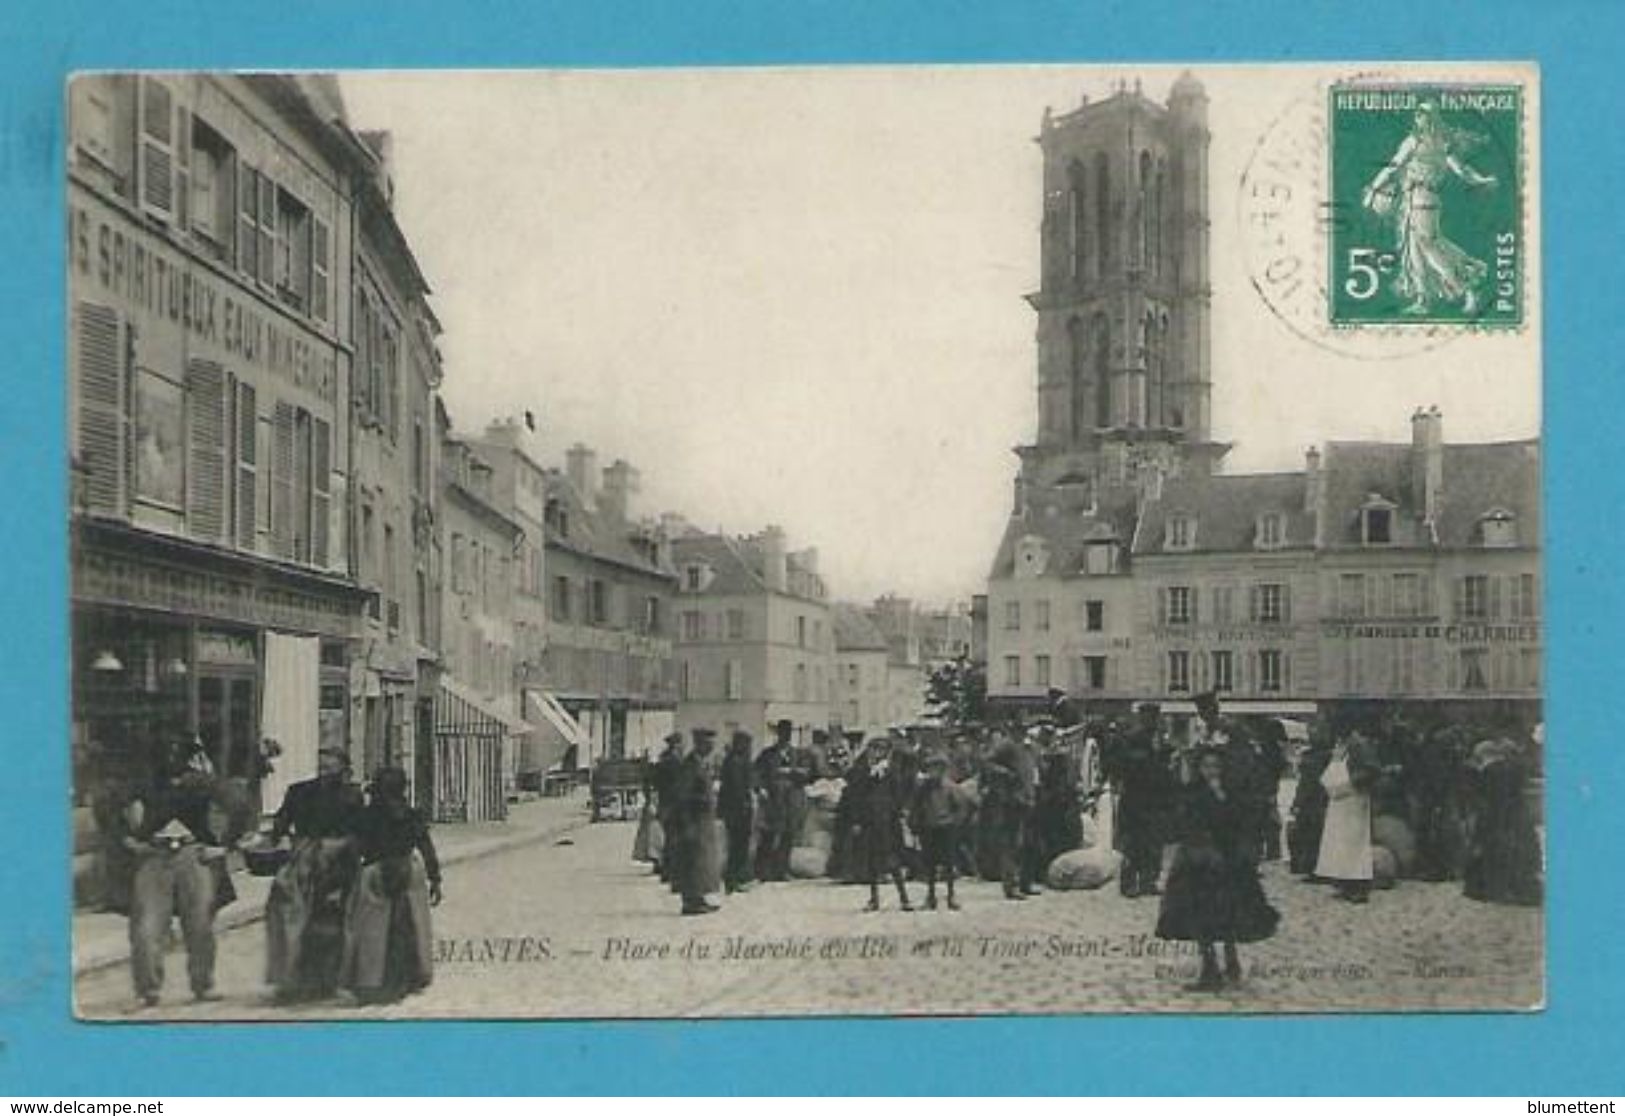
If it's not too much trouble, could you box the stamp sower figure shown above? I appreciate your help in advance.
[1157,746,1280,992]
[673,727,722,916]
[718,730,757,894]
[264,744,365,1002]
[1314,730,1382,904]
[846,736,914,912]
[1108,703,1172,898]
[1362,100,1498,316]
[341,766,442,1005]
[123,736,241,1008]
[911,751,968,911]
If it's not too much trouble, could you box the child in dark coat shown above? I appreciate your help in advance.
[912,752,969,910]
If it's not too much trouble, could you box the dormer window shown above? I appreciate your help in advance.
[1014,536,1049,580]
[1361,495,1397,546]
[1256,512,1286,550]
[1480,508,1518,548]
[683,563,712,593]
[1165,514,1195,552]
[1084,541,1119,575]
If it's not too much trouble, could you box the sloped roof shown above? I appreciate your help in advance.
[989,497,1138,580]
[670,533,768,596]
[1134,472,1312,556]
[832,603,889,652]
[1320,438,1540,549]
[544,470,676,580]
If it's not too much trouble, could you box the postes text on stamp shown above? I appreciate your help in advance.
[1328,83,1523,327]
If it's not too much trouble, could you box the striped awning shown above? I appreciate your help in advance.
[436,676,533,738]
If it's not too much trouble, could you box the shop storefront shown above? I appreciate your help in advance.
[72,521,364,814]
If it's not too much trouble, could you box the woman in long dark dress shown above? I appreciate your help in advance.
[1157,747,1280,992]
[341,766,442,1005]
[1462,738,1542,906]
[844,737,914,912]
[263,746,365,1002]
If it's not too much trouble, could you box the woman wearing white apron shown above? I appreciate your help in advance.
[1315,731,1380,904]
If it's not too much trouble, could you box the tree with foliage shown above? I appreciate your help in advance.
[924,653,987,727]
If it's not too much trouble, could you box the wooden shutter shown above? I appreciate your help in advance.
[184,360,227,540]
[1453,577,1467,620]
[74,302,126,517]
[1156,587,1167,626]
[1487,576,1502,620]
[271,401,295,558]
[257,176,276,288]
[311,217,330,323]
[312,417,331,567]
[137,77,175,222]
[174,105,191,232]
[234,381,257,549]
[238,166,257,278]
[1248,585,1260,623]
[1281,584,1292,623]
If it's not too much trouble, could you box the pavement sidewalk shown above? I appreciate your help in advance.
[72,792,594,978]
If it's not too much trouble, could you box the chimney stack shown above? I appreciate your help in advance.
[758,525,788,592]
[565,444,598,509]
[1410,406,1444,530]
[600,459,640,523]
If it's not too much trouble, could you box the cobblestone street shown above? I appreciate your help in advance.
[76,811,1544,1021]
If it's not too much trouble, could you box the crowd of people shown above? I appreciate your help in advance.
[633,693,1544,993]
[111,738,442,1011]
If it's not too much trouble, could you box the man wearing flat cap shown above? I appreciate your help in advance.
[672,728,722,914]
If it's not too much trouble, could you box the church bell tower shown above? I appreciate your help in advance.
[1017,73,1226,511]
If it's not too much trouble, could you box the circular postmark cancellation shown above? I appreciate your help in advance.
[1238,71,1526,359]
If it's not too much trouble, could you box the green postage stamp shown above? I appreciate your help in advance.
[1328,83,1524,327]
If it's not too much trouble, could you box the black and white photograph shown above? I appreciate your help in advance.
[66,62,1543,1020]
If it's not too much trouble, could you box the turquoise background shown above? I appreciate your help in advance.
[2,0,1621,1097]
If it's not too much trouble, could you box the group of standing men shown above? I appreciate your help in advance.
[637,714,1094,915]
[643,719,821,916]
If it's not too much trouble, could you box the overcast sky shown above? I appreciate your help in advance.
[340,65,1539,604]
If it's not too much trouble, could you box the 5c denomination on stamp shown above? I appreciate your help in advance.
[1328,82,1523,327]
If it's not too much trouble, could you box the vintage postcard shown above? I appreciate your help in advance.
[66,61,1541,1019]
